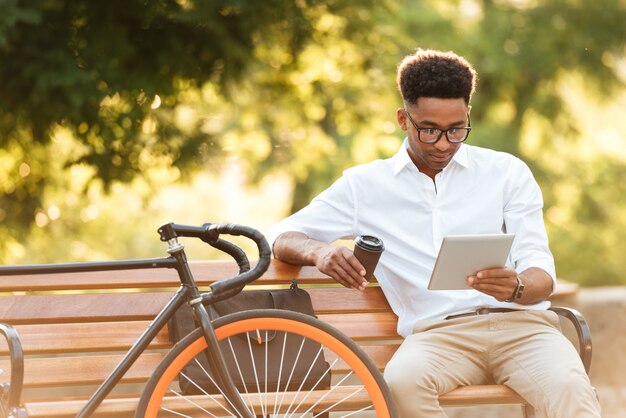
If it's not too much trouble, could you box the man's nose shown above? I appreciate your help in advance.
[434,134,451,150]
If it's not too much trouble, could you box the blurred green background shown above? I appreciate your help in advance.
[1,0,625,286]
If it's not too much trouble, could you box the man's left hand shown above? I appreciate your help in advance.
[466,268,518,302]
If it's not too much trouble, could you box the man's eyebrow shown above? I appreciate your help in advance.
[417,119,467,127]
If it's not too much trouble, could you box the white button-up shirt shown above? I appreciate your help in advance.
[267,140,556,337]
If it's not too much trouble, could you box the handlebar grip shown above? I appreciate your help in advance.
[163,223,251,273]
[198,223,250,274]
[162,222,272,295]
[205,223,271,296]
[209,238,251,274]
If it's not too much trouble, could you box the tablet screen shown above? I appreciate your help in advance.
[427,234,515,290]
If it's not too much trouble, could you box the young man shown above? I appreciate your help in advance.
[268,49,600,417]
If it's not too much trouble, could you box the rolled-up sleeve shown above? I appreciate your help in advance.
[266,175,357,248]
[504,161,557,291]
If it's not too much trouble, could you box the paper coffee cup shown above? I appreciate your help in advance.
[353,235,384,281]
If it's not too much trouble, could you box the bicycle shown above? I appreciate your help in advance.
[0,222,398,417]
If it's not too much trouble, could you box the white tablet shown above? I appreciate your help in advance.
[427,234,515,290]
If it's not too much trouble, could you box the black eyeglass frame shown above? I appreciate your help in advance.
[404,109,472,144]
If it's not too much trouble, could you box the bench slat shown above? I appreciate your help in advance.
[0,321,171,355]
[439,384,526,405]
[26,398,138,418]
[23,387,370,418]
[1,353,164,388]
[0,287,391,325]
[23,384,526,418]
[2,345,399,389]
[320,312,399,340]
[1,312,399,355]
[0,294,172,325]
[0,261,325,292]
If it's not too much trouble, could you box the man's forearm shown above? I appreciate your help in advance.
[273,231,368,290]
[468,265,554,303]
[272,231,327,266]
[518,267,554,304]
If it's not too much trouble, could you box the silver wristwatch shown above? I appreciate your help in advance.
[506,275,525,302]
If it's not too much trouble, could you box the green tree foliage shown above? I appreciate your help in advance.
[0,0,322,235]
[1,0,625,285]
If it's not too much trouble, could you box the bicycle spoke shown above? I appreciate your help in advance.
[272,332,288,417]
[245,331,266,418]
[138,311,395,418]
[264,330,269,417]
[313,385,365,417]
[179,369,233,417]
[282,336,308,416]
[227,337,257,415]
[338,404,375,417]
[297,371,357,416]
[286,357,339,418]
[155,346,375,418]
[283,344,327,417]
[275,335,307,412]
[165,388,218,417]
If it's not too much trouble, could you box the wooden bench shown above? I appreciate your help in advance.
[0,259,590,417]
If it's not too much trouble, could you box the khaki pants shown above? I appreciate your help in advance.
[384,310,601,417]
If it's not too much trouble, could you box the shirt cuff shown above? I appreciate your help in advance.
[516,258,557,294]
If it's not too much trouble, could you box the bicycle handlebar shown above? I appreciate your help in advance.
[160,222,272,297]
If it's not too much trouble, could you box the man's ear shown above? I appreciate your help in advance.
[397,108,408,131]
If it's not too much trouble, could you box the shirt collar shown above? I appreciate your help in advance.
[392,138,469,176]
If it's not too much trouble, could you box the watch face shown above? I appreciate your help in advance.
[506,276,524,302]
[515,277,525,300]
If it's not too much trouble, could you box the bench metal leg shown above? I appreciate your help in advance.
[0,324,25,417]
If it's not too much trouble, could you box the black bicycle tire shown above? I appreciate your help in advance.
[135,309,398,417]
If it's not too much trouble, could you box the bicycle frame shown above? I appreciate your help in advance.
[0,222,269,418]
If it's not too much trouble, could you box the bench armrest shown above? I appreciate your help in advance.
[0,323,24,413]
[548,306,592,374]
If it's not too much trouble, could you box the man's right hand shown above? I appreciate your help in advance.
[314,245,368,290]
[272,232,368,291]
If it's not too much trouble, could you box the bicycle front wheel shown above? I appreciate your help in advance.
[136,309,397,417]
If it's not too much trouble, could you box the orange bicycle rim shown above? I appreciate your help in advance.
[145,316,391,418]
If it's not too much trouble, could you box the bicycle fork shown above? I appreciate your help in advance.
[192,302,254,418]
[165,235,253,418]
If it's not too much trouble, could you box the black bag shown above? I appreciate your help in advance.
[169,281,331,394]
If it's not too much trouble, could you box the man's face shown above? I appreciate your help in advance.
[397,97,470,179]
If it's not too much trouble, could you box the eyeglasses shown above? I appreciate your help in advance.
[404,110,472,144]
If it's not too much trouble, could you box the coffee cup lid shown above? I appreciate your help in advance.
[355,235,384,251]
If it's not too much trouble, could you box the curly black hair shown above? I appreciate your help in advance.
[396,49,477,106]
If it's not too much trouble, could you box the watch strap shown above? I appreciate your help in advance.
[506,275,525,302]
